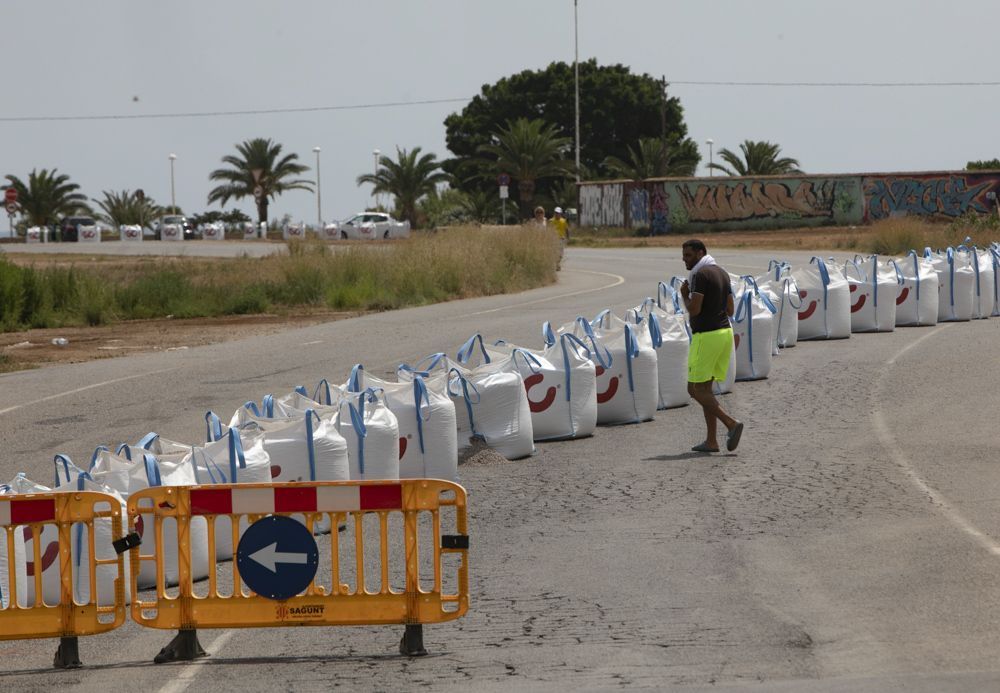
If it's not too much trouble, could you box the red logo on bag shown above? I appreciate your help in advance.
[896,287,909,305]
[797,290,818,321]
[594,366,619,404]
[734,334,741,351]
[135,515,145,538]
[849,285,867,313]
[524,373,556,413]
[399,437,407,459]
[270,465,281,479]
[22,527,59,576]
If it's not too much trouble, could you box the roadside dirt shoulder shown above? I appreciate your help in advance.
[0,310,361,373]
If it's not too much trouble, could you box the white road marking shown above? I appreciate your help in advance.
[873,324,1000,556]
[457,269,626,317]
[301,340,324,346]
[156,630,235,693]
[0,368,177,415]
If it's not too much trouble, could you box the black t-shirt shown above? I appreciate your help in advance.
[689,265,733,333]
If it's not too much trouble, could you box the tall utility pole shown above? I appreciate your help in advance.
[660,76,669,175]
[574,0,581,182]
[313,146,322,228]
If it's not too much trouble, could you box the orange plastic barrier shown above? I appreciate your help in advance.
[0,491,129,668]
[127,479,469,661]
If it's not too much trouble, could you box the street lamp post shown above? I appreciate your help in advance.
[705,139,714,177]
[372,149,381,210]
[574,0,580,183]
[313,146,322,228]
[168,153,177,211]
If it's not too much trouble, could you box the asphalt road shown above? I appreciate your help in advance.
[2,247,1000,691]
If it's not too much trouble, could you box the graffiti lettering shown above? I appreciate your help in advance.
[650,183,670,235]
[864,175,993,221]
[629,188,649,227]
[677,180,837,223]
[579,184,624,227]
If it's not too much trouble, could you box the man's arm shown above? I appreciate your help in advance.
[726,293,734,318]
[680,280,704,316]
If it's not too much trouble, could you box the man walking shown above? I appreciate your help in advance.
[679,239,743,453]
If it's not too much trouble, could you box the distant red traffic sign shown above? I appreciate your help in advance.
[4,188,17,204]
[5,202,18,215]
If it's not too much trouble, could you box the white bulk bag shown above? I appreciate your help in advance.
[493,332,599,441]
[564,313,657,425]
[334,388,400,480]
[77,224,100,243]
[25,226,45,243]
[52,458,131,606]
[732,281,777,381]
[990,247,1000,317]
[960,246,995,320]
[656,280,686,315]
[757,262,801,349]
[451,336,535,458]
[6,474,58,607]
[160,223,183,242]
[201,222,225,240]
[271,384,342,420]
[629,300,690,409]
[119,225,142,242]
[926,247,974,322]
[134,428,271,554]
[792,256,852,340]
[844,256,898,333]
[227,405,349,485]
[113,452,211,589]
[890,251,939,327]
[346,365,458,481]
[0,483,27,609]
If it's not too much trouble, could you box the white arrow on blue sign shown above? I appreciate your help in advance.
[236,515,319,600]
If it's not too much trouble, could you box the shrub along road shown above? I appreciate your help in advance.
[1,247,999,690]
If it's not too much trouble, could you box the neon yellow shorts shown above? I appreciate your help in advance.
[688,327,733,384]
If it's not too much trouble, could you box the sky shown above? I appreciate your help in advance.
[2,0,998,227]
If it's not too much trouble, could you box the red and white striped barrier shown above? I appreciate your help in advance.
[188,483,403,516]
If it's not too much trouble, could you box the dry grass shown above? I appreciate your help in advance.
[0,227,560,332]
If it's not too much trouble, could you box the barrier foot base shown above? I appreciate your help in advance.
[53,636,81,669]
[154,629,207,664]
[399,624,428,657]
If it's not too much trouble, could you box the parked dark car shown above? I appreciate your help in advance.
[59,216,97,242]
[153,214,199,240]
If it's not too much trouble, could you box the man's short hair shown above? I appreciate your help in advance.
[682,239,707,254]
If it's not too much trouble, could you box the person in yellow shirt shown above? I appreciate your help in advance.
[550,206,569,242]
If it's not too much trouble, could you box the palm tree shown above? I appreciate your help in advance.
[477,118,573,219]
[3,169,88,228]
[603,136,700,180]
[94,190,162,228]
[207,138,313,224]
[356,147,450,229]
[707,140,802,177]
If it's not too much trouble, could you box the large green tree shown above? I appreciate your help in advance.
[443,60,696,193]
[94,190,161,228]
[603,135,700,180]
[207,138,313,224]
[3,169,88,228]
[356,147,449,229]
[708,140,802,177]
[477,118,573,219]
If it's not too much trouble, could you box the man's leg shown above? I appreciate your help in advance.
[689,380,736,450]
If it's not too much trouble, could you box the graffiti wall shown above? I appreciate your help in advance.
[579,182,624,227]
[578,170,1000,232]
[670,177,862,230]
[862,173,1000,222]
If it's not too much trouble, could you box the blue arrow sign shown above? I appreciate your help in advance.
[236,515,319,601]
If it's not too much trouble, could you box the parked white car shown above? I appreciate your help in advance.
[329,212,410,240]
